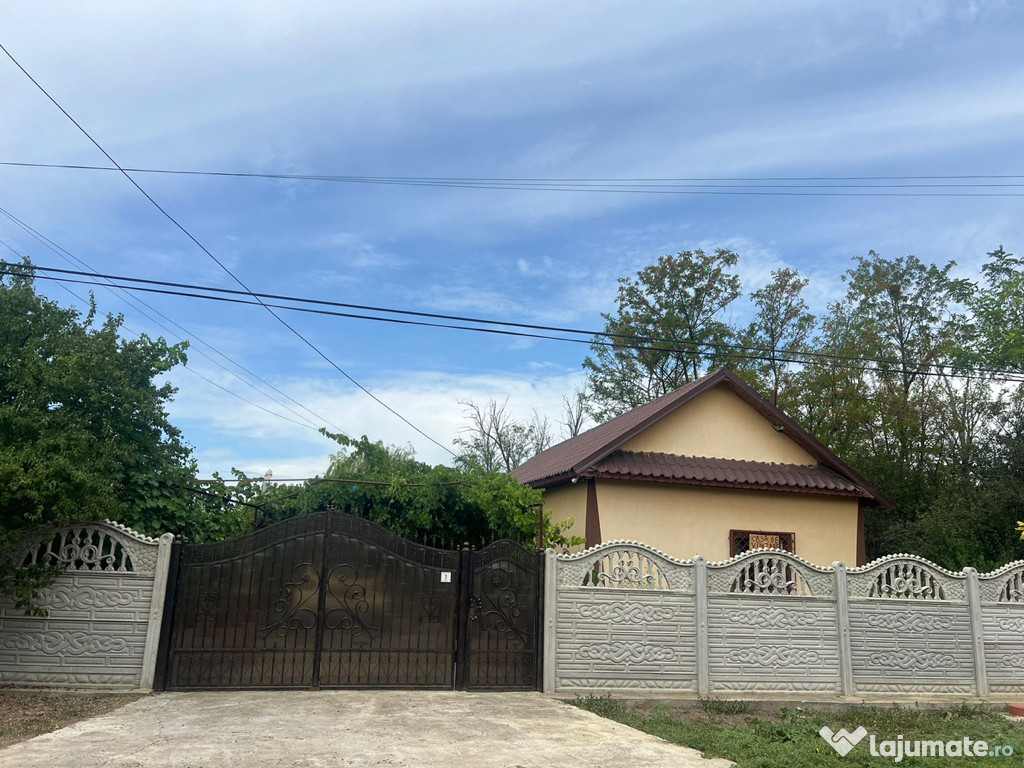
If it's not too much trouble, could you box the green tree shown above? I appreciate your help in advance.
[0,262,211,605]
[733,267,815,405]
[790,252,993,562]
[972,246,1024,371]
[582,249,741,419]
[918,394,1024,569]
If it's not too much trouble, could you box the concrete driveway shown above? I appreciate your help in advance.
[0,690,731,768]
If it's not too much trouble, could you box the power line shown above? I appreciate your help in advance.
[15,262,1024,382]
[1,43,451,456]
[6,265,1023,385]
[0,238,318,431]
[6,160,1024,197]
[0,205,342,434]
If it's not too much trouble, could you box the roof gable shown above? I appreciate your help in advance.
[621,385,817,465]
[511,368,891,507]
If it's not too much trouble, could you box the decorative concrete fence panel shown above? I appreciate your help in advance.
[978,560,1024,694]
[543,544,1024,699]
[846,555,975,694]
[706,552,841,693]
[547,542,698,691]
[0,521,173,690]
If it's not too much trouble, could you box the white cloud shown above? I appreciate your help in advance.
[306,232,405,270]
[168,363,587,474]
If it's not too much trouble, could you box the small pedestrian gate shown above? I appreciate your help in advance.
[158,511,540,690]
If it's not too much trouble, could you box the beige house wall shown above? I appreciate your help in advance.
[622,387,816,465]
[542,482,588,544]
[542,479,859,566]
[596,481,859,565]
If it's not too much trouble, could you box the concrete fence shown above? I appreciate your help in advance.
[0,520,173,691]
[2,519,1022,699]
[542,541,1024,697]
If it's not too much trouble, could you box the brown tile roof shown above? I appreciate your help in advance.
[511,376,708,487]
[511,368,891,507]
[585,451,864,495]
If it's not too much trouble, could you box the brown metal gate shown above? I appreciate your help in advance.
[158,510,538,690]
[459,541,540,690]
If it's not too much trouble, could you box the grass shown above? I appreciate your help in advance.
[0,690,141,749]
[570,695,1023,767]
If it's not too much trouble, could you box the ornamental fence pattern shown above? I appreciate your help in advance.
[542,541,1024,696]
[0,521,173,691]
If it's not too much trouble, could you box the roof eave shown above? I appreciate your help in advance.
[518,470,577,490]
[579,470,867,498]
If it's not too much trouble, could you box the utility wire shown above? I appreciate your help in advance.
[7,266,1023,385]
[7,161,1024,196]
[1,43,452,455]
[15,262,1024,383]
[0,238,318,430]
[0,206,339,433]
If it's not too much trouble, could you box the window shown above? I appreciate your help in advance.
[729,529,795,557]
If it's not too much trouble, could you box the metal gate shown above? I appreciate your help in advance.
[459,541,540,690]
[159,510,539,690]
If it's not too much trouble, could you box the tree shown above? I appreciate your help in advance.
[454,399,552,472]
[0,262,208,606]
[917,394,1024,569]
[574,244,1024,569]
[735,268,815,405]
[560,382,591,439]
[787,251,996,562]
[582,249,741,420]
[972,246,1024,371]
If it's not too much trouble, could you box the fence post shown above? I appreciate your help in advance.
[151,536,183,692]
[139,532,175,692]
[964,567,989,696]
[542,549,557,693]
[833,562,854,696]
[694,556,710,696]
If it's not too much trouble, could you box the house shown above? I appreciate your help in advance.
[513,368,890,566]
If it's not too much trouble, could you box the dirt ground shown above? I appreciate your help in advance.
[0,690,141,749]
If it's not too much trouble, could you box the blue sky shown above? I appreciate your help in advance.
[3,1,1024,477]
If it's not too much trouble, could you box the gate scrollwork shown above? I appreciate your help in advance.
[324,563,377,638]
[470,564,526,644]
[261,563,321,638]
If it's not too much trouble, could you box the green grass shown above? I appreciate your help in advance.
[570,695,1022,767]
[698,695,752,716]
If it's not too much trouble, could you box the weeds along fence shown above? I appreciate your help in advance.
[542,541,1024,697]
[0,521,174,691]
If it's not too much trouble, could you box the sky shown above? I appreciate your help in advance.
[3,1,1024,478]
